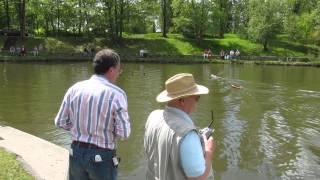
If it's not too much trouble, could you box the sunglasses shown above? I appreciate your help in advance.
[178,95,200,102]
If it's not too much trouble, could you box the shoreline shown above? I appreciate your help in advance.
[0,54,319,67]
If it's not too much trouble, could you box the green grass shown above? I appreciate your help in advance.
[12,36,106,54]
[0,148,34,180]
[0,36,6,48]
[121,33,319,57]
[1,33,319,58]
[120,33,199,55]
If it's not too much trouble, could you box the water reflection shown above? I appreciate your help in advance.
[0,63,319,180]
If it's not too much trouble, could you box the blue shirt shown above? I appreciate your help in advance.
[167,107,205,177]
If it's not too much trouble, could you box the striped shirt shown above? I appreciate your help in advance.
[54,74,131,149]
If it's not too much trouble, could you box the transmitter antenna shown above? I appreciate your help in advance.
[208,110,214,128]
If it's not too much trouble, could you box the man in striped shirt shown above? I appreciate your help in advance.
[55,49,131,180]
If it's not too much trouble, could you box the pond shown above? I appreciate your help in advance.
[0,62,319,180]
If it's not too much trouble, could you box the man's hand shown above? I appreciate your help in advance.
[202,134,215,159]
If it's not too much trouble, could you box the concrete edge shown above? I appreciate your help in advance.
[0,126,68,180]
[0,145,41,179]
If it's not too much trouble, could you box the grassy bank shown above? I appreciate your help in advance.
[0,36,6,49]
[1,33,319,62]
[0,148,33,180]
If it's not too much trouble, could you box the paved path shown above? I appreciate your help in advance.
[0,126,68,180]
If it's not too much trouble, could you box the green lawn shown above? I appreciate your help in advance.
[0,148,34,180]
[122,33,319,57]
[1,33,319,58]
[0,36,6,49]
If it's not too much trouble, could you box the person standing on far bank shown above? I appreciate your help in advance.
[144,73,215,180]
[54,49,131,180]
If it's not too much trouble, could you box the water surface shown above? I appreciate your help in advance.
[0,62,319,180]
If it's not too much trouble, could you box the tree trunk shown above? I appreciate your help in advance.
[45,16,49,36]
[119,0,124,39]
[84,1,89,35]
[36,17,39,36]
[263,39,268,51]
[125,0,130,31]
[4,0,10,28]
[78,0,82,35]
[219,23,224,38]
[162,0,167,38]
[114,0,119,40]
[218,0,224,38]
[217,0,230,38]
[51,20,56,34]
[57,0,60,35]
[198,0,206,41]
[19,0,26,39]
[107,1,114,40]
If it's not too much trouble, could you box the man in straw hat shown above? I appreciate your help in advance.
[144,73,215,180]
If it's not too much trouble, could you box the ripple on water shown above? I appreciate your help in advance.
[297,89,320,98]
[280,135,320,180]
[220,93,246,168]
[259,114,279,160]
[259,108,320,179]
[46,128,71,148]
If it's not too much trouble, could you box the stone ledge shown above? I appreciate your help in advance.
[0,126,68,180]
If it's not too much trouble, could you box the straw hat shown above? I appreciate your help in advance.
[156,73,209,103]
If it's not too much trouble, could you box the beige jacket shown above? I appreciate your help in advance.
[144,108,198,180]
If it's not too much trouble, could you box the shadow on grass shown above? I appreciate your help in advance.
[173,36,222,54]
[0,36,6,48]
[121,37,182,55]
[5,34,318,58]
[174,35,257,56]
[270,39,318,55]
[54,36,99,45]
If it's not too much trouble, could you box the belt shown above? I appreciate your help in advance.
[72,141,115,152]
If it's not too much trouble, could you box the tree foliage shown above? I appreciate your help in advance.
[284,0,320,44]
[172,0,211,40]
[0,0,319,48]
[247,0,283,50]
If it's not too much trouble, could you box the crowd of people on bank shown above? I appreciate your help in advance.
[82,47,96,57]
[5,45,98,57]
[220,49,241,59]
[203,48,241,60]
[203,48,213,59]
[9,44,43,56]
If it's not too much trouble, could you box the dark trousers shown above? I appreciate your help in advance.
[69,143,117,180]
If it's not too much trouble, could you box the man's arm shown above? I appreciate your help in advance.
[188,134,215,180]
[54,89,72,130]
[114,94,131,139]
[180,132,215,180]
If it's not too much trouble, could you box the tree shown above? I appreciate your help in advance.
[4,0,10,28]
[172,0,210,40]
[310,1,320,45]
[230,0,249,35]
[247,0,283,51]
[214,0,232,38]
[284,0,319,43]
[94,0,128,41]
[19,0,26,39]
[125,0,159,34]
[160,0,172,37]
